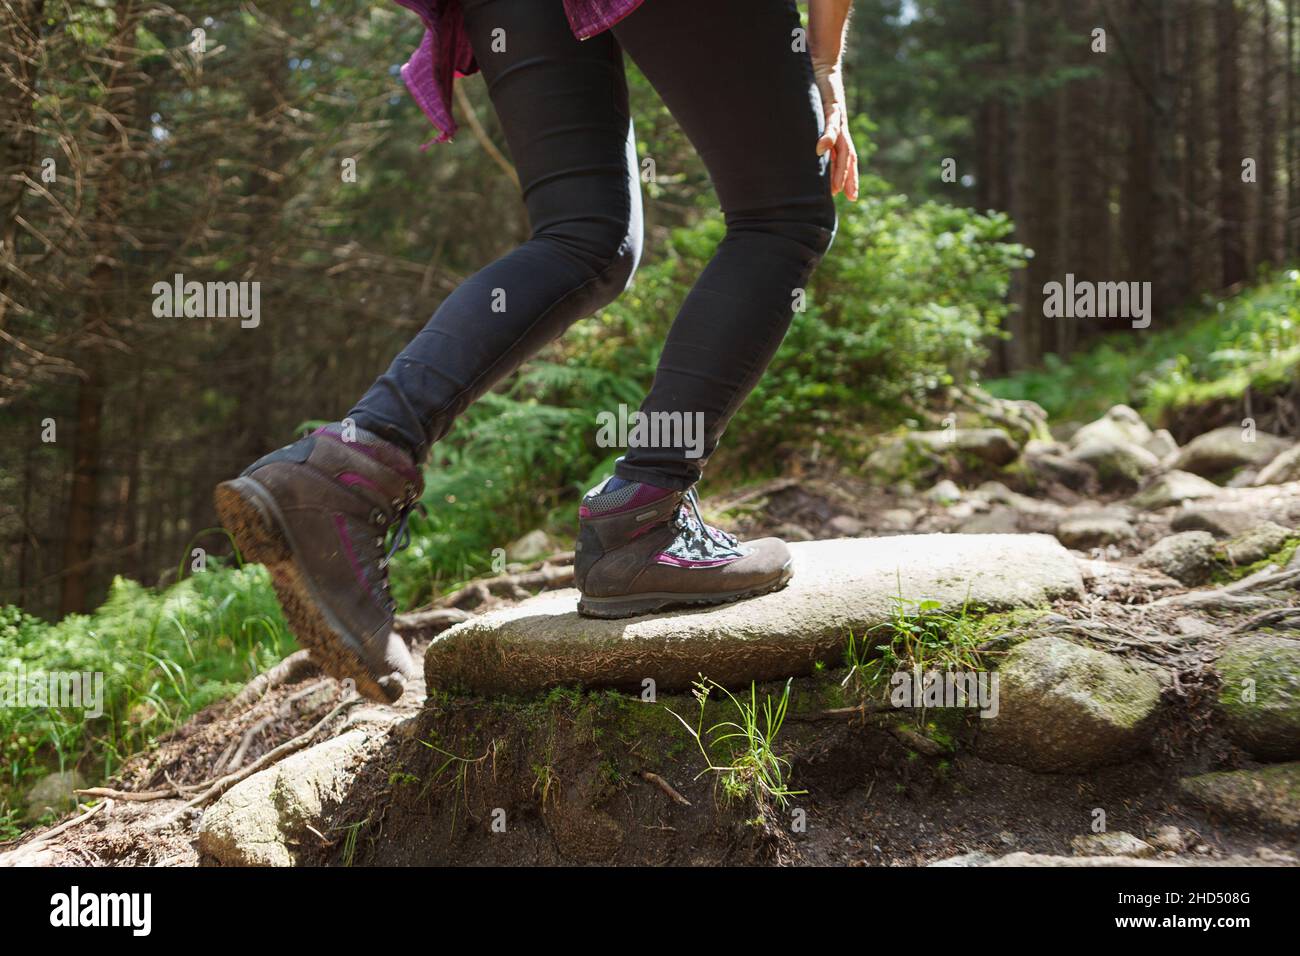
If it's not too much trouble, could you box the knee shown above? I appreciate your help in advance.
[792,197,838,261]
[535,211,642,309]
[729,197,838,265]
[594,214,642,304]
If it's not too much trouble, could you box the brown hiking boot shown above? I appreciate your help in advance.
[214,423,424,702]
[575,478,793,619]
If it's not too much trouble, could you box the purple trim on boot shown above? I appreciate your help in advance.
[579,481,674,518]
[653,551,743,569]
[337,472,382,493]
[313,425,422,484]
[334,513,385,608]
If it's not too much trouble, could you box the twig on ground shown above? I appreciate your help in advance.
[639,770,691,807]
[0,799,112,862]
[787,702,894,722]
[226,649,319,714]
[149,694,364,830]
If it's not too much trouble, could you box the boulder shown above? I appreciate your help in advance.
[867,428,1019,481]
[977,635,1162,772]
[1144,429,1179,461]
[824,514,867,537]
[1070,405,1154,450]
[1128,470,1222,511]
[507,529,559,563]
[1255,444,1300,486]
[24,769,86,821]
[1056,515,1136,550]
[1221,521,1294,566]
[198,730,379,866]
[1180,763,1300,832]
[925,479,962,504]
[425,535,1085,696]
[1136,531,1218,585]
[1171,508,1260,538]
[1173,427,1291,480]
[1023,448,1097,491]
[877,509,917,533]
[1069,436,1160,489]
[1214,635,1300,760]
[958,506,1022,534]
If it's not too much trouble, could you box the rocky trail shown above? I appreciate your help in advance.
[3,397,1299,867]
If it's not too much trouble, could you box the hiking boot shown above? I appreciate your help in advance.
[213,423,424,702]
[575,478,793,619]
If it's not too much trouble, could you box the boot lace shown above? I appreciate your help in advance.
[666,488,746,561]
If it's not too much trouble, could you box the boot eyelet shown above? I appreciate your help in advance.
[370,509,385,526]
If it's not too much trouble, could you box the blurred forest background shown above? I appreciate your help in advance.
[1,1,1298,622]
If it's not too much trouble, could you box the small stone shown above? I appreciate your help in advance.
[878,509,916,533]
[926,479,962,504]
[769,522,815,542]
[506,528,557,563]
[1137,531,1219,586]
[1148,825,1185,853]
[1174,616,1217,638]
[929,851,994,867]
[824,514,867,538]
[1056,515,1136,549]
[1071,831,1156,858]
[1128,470,1222,511]
[1255,847,1297,864]
[959,506,1021,534]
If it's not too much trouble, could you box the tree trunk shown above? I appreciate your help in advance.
[1216,0,1247,287]
[1257,0,1278,267]
[59,1,137,615]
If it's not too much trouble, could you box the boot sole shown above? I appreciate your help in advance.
[214,476,404,703]
[576,563,794,620]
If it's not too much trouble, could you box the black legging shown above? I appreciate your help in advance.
[350,0,837,490]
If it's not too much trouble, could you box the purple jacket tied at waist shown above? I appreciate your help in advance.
[395,0,645,146]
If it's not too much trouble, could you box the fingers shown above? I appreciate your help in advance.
[843,137,860,202]
[817,102,843,157]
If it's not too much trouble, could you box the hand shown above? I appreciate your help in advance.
[813,58,859,201]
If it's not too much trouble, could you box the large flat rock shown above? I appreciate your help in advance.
[425,534,1084,696]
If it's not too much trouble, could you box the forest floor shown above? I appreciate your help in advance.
[4,403,1300,867]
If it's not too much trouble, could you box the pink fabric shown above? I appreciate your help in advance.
[394,0,646,147]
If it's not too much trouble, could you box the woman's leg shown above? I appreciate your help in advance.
[349,0,643,461]
[610,0,838,490]
[218,0,643,700]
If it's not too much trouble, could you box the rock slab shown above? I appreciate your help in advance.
[425,535,1084,696]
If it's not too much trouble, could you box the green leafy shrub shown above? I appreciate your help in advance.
[1,563,294,818]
